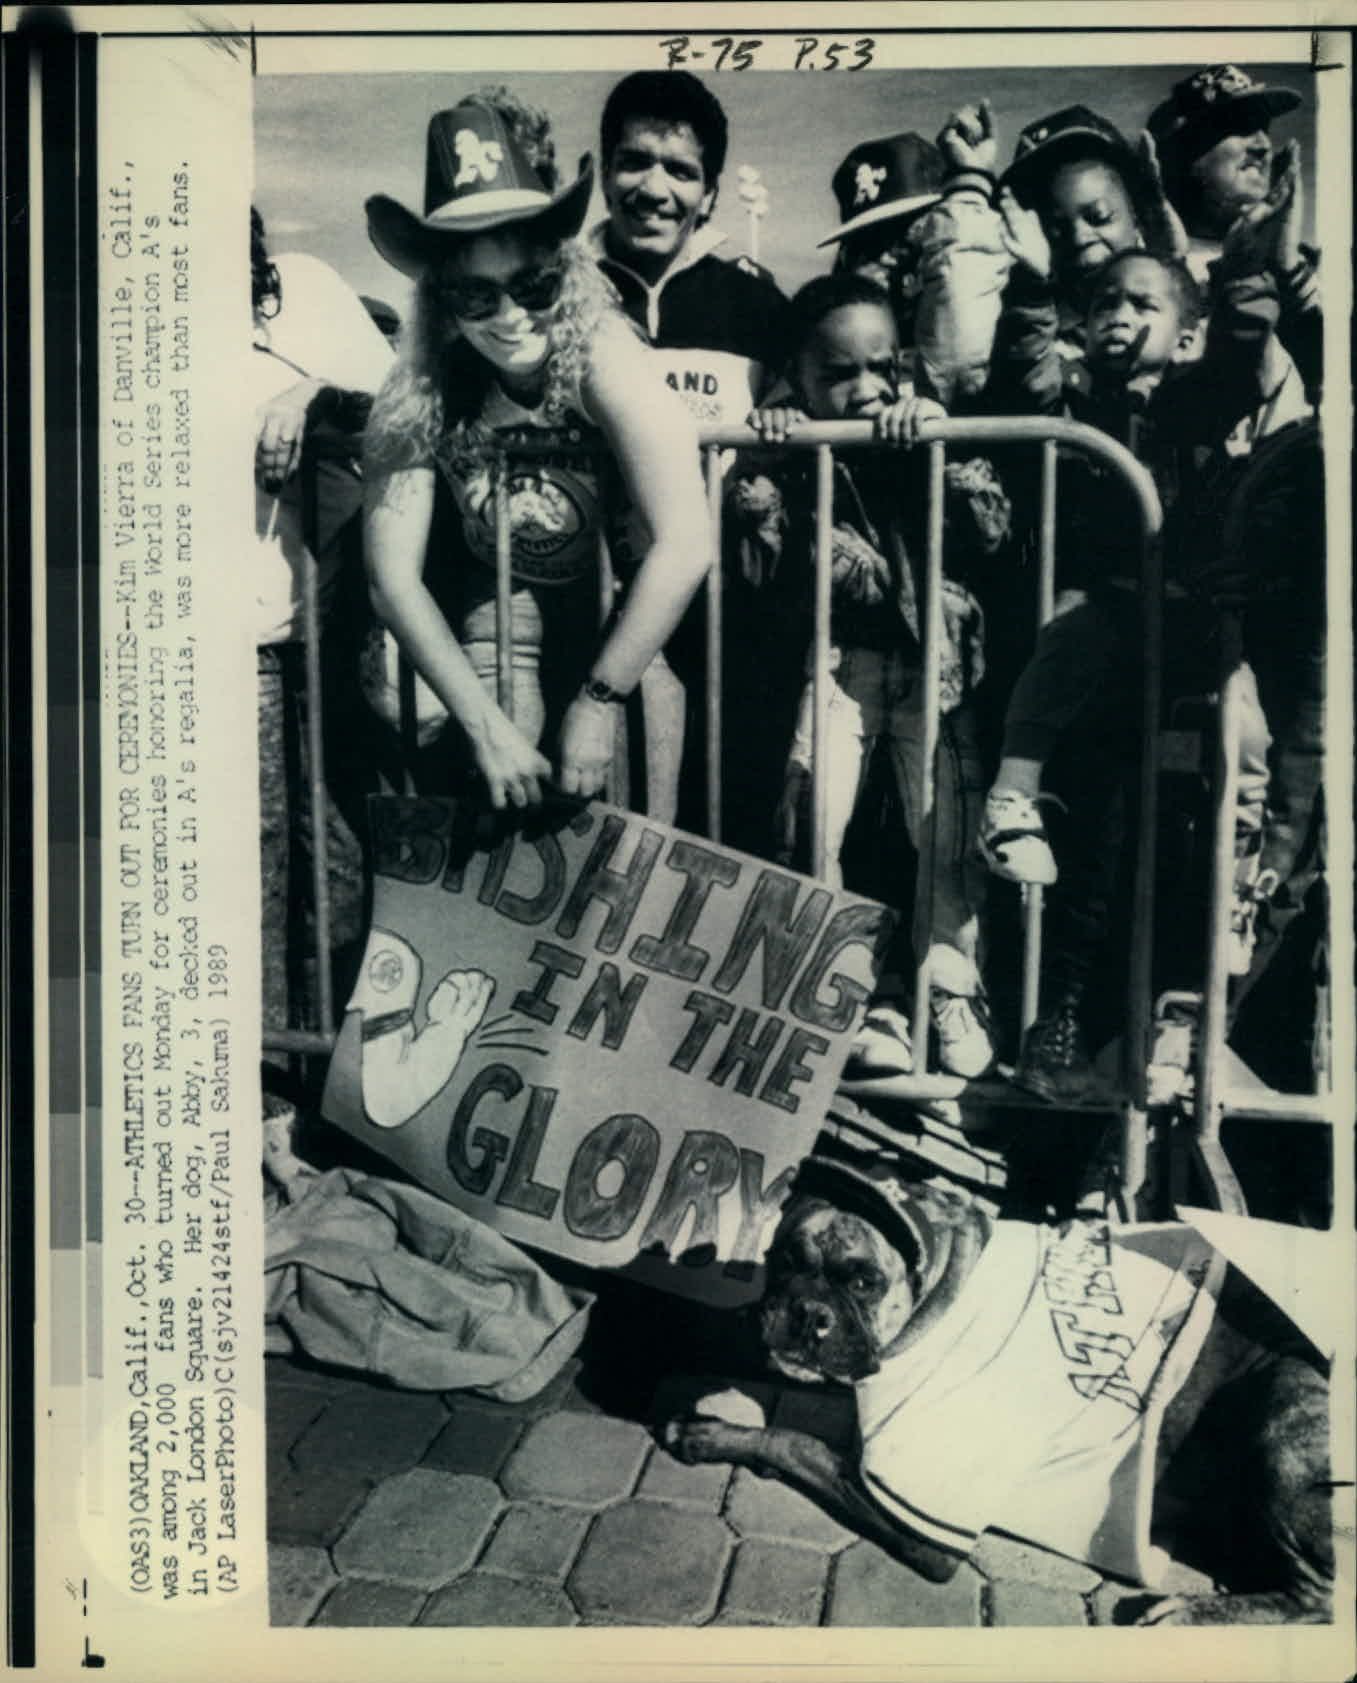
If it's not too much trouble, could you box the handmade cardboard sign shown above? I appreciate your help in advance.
[322,795,894,1303]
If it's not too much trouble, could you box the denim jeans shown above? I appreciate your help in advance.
[789,645,987,960]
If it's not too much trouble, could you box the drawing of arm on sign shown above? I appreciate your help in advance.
[348,927,495,1128]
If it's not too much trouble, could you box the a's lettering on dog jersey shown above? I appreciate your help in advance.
[321,796,893,1304]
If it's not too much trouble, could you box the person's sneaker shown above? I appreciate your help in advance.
[846,1006,916,1077]
[977,789,1060,885]
[1013,994,1096,1104]
[926,945,996,1079]
[1229,860,1280,977]
[845,1005,961,1123]
[1146,992,1200,1106]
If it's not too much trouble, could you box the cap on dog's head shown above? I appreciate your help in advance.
[759,1157,972,1386]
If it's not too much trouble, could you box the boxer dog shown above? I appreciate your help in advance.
[664,1157,1334,1625]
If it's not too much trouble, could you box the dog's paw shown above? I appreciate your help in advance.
[661,1415,754,1467]
[1132,1595,1191,1626]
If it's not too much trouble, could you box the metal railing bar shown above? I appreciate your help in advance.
[1196,607,1245,1140]
[300,440,335,1039]
[261,1028,337,1057]
[493,452,514,718]
[811,442,834,882]
[911,440,946,1067]
[704,444,724,843]
[1022,439,1060,1034]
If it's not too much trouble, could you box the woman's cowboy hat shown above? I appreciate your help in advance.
[366,99,594,278]
[817,133,944,248]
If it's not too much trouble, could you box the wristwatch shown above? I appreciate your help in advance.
[580,676,627,705]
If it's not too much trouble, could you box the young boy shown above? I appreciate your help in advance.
[977,243,1284,1101]
[729,273,1011,1082]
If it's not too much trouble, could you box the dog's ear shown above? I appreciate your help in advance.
[909,1182,977,1230]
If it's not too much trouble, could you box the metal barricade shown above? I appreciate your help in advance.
[271,412,1332,1217]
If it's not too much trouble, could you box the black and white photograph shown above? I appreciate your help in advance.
[7,7,1356,1681]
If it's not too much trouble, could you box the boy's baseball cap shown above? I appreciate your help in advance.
[818,132,945,248]
[1001,105,1144,206]
[1147,65,1301,168]
[367,99,594,278]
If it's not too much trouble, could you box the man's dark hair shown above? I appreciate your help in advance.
[784,272,895,368]
[251,206,281,317]
[1092,248,1204,330]
[600,71,729,184]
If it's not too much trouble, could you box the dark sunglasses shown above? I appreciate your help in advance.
[439,264,565,322]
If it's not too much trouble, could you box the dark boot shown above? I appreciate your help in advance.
[1014,986,1096,1104]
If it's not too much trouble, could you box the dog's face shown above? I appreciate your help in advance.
[759,1198,917,1385]
[759,1182,984,1385]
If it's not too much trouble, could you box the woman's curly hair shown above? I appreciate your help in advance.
[365,87,621,478]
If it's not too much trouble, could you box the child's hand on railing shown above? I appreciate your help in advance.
[557,692,616,800]
[747,405,808,445]
[937,100,999,177]
[471,709,553,810]
[996,189,1052,281]
[875,393,947,447]
[255,375,326,492]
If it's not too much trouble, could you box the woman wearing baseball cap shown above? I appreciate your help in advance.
[362,88,710,810]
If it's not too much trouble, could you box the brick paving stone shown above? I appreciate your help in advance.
[268,1543,337,1627]
[332,1469,502,1589]
[826,1541,985,1626]
[635,1443,733,1510]
[421,1400,524,1479]
[479,1504,593,1580]
[971,1531,1102,1593]
[988,1580,1089,1626]
[500,1413,650,1506]
[721,1539,829,1625]
[265,1380,332,1463]
[266,1353,355,1398]
[421,1573,577,1626]
[291,1388,447,1479]
[267,1462,375,1548]
[771,1385,857,1450]
[725,1467,855,1550]
[568,1500,733,1624]
[311,1576,428,1627]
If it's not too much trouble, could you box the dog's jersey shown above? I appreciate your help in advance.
[855,1216,1218,1585]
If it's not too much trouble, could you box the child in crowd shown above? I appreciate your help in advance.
[728,274,1010,1081]
[976,237,1287,1100]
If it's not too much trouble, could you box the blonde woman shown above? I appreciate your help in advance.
[363,90,711,810]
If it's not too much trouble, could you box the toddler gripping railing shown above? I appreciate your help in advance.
[273,414,1331,1214]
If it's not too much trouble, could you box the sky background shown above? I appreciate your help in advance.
[254,63,1316,318]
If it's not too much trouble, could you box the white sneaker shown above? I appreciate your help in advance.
[978,789,1059,885]
[847,1006,915,1077]
[926,946,996,1079]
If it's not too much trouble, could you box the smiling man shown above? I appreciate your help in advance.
[592,72,791,831]
[592,70,789,426]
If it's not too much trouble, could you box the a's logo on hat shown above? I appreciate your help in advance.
[1189,64,1259,103]
[453,130,504,188]
[853,162,888,207]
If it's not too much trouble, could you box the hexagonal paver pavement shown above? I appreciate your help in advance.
[332,1469,502,1588]
[725,1466,855,1549]
[479,1503,593,1580]
[421,1573,577,1625]
[291,1389,448,1480]
[269,1543,337,1626]
[636,1443,733,1510]
[988,1579,1088,1625]
[720,1539,829,1625]
[971,1531,1101,1593]
[826,1541,985,1626]
[312,1576,429,1626]
[568,1500,734,1624]
[500,1412,650,1506]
